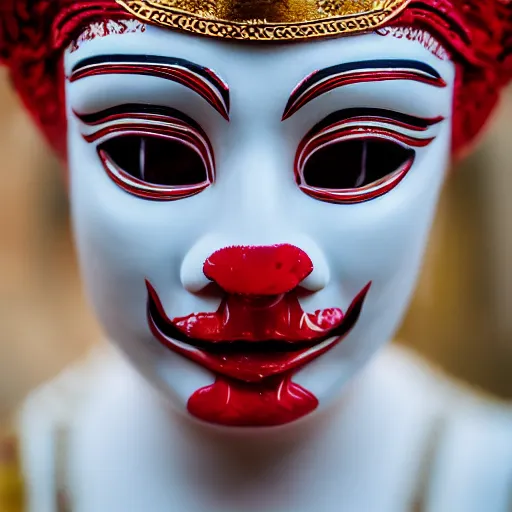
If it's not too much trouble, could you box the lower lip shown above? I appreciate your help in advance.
[147,284,370,383]
[187,374,320,428]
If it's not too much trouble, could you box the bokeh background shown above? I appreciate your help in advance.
[0,69,511,423]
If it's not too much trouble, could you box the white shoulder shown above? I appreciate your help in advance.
[381,345,512,512]
[376,343,459,406]
[425,386,512,512]
[19,344,117,428]
[17,344,117,512]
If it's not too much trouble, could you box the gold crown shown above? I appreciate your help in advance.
[116,0,410,41]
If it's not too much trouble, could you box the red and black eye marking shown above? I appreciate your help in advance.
[309,108,445,134]
[295,107,444,204]
[75,104,215,201]
[70,54,230,121]
[283,59,447,121]
[74,103,209,141]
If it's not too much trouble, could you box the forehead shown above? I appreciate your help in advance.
[64,21,452,85]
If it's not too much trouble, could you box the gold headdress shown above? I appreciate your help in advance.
[116,0,410,41]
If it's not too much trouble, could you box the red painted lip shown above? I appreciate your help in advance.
[147,282,371,383]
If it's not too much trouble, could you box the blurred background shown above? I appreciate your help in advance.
[0,69,511,425]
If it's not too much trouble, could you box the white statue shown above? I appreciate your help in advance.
[1,0,511,510]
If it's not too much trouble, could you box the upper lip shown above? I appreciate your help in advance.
[147,281,371,382]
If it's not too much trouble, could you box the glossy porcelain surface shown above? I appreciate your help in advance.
[64,24,455,426]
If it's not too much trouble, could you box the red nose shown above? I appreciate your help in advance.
[203,244,313,296]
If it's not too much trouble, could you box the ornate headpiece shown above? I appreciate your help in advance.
[115,0,410,41]
[0,0,510,160]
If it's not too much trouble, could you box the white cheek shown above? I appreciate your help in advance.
[66,117,218,406]
[294,124,451,402]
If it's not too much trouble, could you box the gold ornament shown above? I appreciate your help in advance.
[115,0,411,41]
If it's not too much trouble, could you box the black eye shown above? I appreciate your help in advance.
[303,138,414,190]
[297,137,415,204]
[99,135,208,187]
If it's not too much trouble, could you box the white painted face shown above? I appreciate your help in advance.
[64,22,455,427]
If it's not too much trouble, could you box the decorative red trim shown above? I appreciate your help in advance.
[294,112,443,204]
[297,127,433,173]
[376,27,450,60]
[70,63,229,120]
[69,20,146,53]
[310,114,445,134]
[75,107,215,200]
[283,69,447,120]
[86,116,213,165]
[298,159,414,204]
[100,150,210,200]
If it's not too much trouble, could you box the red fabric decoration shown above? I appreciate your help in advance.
[0,0,129,160]
[389,0,512,156]
[0,0,510,160]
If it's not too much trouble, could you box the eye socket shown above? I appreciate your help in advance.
[303,138,414,189]
[80,107,216,201]
[100,135,208,187]
[297,137,415,204]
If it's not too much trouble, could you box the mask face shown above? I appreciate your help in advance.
[65,22,455,427]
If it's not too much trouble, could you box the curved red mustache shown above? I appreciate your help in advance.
[147,281,371,383]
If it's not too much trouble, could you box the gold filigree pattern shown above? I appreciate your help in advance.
[115,0,410,41]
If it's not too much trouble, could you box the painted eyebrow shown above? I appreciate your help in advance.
[70,55,230,120]
[283,59,447,121]
[74,103,204,130]
[310,107,445,134]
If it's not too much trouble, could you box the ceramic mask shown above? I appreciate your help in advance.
[64,22,454,427]
[1,0,509,428]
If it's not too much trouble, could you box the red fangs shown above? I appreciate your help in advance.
[146,244,371,427]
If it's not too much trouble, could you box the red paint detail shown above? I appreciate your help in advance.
[69,20,146,53]
[86,121,209,150]
[299,127,434,166]
[77,109,215,177]
[305,114,445,133]
[293,113,441,204]
[203,245,314,296]
[298,159,414,205]
[187,375,318,427]
[100,150,210,201]
[376,27,449,60]
[79,108,215,201]
[70,63,229,120]
[283,70,447,120]
[148,281,370,382]
[87,119,214,168]
[174,291,343,342]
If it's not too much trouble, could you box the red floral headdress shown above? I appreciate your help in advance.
[0,0,510,161]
